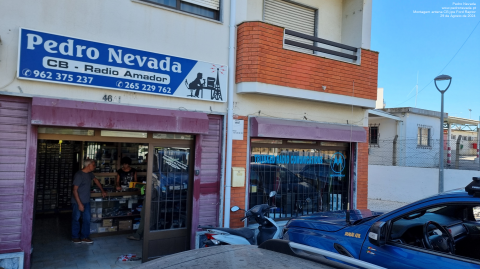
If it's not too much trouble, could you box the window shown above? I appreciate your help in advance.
[389,204,480,262]
[417,127,431,147]
[250,140,349,220]
[264,0,316,54]
[142,0,220,20]
[369,126,379,145]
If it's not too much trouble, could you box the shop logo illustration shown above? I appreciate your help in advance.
[184,64,224,101]
[330,152,345,174]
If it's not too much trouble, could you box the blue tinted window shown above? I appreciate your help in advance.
[142,0,220,21]
[147,0,176,8]
[181,2,219,20]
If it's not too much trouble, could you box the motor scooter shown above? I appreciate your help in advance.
[199,191,281,247]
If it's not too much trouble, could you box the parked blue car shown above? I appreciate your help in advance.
[284,178,480,268]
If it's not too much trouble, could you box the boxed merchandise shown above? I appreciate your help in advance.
[102,219,113,227]
[133,223,140,230]
[98,227,108,233]
[119,220,132,231]
[107,226,118,232]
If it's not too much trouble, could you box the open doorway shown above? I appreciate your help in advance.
[31,128,195,268]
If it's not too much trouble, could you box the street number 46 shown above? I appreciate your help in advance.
[103,95,113,102]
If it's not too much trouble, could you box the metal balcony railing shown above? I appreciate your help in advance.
[284,29,358,61]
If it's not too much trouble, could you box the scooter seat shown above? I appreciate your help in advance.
[211,227,254,239]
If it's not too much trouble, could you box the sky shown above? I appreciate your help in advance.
[371,0,480,120]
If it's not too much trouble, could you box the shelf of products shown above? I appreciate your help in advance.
[35,140,79,213]
[89,194,144,236]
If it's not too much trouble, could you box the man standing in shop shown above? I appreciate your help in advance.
[72,159,106,244]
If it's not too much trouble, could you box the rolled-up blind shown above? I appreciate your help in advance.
[182,0,220,10]
[264,0,316,54]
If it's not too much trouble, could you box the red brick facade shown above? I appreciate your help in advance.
[229,116,249,228]
[356,127,369,209]
[236,21,378,100]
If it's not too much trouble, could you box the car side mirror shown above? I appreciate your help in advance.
[231,206,240,212]
[368,221,387,247]
[269,191,277,197]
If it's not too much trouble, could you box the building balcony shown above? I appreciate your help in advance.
[236,21,378,108]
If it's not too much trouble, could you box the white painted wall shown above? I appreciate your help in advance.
[369,165,478,203]
[403,113,441,167]
[341,0,363,48]
[368,117,398,165]
[375,88,384,109]
[235,93,368,127]
[0,0,371,128]
[360,0,372,49]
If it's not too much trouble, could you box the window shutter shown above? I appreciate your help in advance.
[264,0,316,54]
[182,0,220,10]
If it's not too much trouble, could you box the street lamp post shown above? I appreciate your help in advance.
[435,74,452,193]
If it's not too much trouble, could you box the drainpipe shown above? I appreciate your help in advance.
[224,0,236,228]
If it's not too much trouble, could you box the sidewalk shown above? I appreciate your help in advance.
[368,199,408,213]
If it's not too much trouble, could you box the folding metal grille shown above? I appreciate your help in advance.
[250,145,349,220]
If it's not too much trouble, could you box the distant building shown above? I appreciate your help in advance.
[368,107,446,167]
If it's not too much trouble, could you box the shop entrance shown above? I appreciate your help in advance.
[31,127,194,267]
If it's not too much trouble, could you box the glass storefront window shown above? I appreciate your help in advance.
[250,146,349,220]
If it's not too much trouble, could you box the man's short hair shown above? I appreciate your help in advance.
[83,159,94,168]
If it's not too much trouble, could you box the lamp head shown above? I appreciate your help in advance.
[434,74,452,93]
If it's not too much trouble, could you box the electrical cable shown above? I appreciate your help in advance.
[395,19,480,107]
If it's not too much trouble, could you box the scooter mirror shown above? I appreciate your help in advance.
[231,206,240,212]
[269,191,277,197]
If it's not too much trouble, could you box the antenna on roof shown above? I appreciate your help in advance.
[415,72,419,108]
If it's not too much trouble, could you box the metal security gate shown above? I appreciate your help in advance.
[264,0,316,53]
[249,139,350,220]
[0,96,31,255]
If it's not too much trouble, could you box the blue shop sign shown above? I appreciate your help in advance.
[17,28,227,102]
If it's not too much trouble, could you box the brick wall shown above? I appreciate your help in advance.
[230,116,248,228]
[236,21,378,100]
[356,127,369,209]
